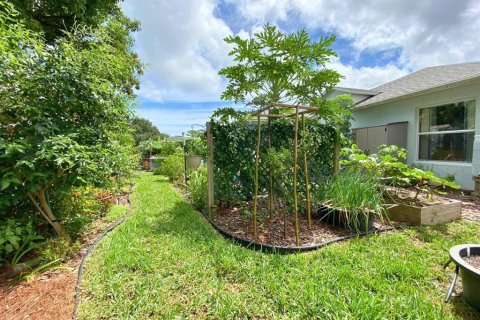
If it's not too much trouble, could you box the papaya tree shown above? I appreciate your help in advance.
[0,1,142,238]
[218,25,344,243]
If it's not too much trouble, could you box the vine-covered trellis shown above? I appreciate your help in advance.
[208,103,339,245]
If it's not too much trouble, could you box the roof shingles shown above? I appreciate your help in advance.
[356,61,480,108]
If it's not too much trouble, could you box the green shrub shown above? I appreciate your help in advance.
[51,187,112,239]
[188,166,208,211]
[40,237,80,263]
[0,219,44,265]
[185,138,207,158]
[341,144,459,199]
[156,155,184,182]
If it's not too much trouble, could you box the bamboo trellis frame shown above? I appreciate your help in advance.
[206,102,340,246]
[250,102,321,245]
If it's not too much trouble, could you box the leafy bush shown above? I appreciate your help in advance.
[188,166,208,211]
[51,187,113,239]
[0,2,141,237]
[341,144,459,199]
[0,219,44,265]
[40,237,81,263]
[185,138,207,158]
[155,155,184,182]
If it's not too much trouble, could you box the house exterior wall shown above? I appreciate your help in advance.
[351,81,480,190]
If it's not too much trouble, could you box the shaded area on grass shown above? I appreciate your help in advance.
[78,173,480,319]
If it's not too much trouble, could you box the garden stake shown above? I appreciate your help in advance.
[268,116,274,219]
[333,124,340,178]
[302,115,312,229]
[253,112,261,236]
[293,106,299,246]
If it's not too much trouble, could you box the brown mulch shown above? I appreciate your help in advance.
[0,193,130,320]
[214,198,398,247]
[464,255,480,270]
[0,269,77,320]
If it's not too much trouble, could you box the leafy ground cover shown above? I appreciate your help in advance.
[78,173,480,319]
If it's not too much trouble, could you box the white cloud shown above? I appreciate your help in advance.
[123,0,234,102]
[228,0,480,71]
[328,57,409,89]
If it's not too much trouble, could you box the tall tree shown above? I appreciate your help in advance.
[8,0,121,42]
[130,116,168,146]
[0,1,142,237]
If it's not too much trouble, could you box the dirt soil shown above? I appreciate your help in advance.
[214,198,398,247]
[0,193,130,320]
[464,255,480,270]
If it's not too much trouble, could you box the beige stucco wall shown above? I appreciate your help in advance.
[351,81,480,190]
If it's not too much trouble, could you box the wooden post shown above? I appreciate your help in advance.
[293,106,299,246]
[302,115,311,229]
[268,116,274,219]
[253,113,261,235]
[206,122,215,218]
[333,125,340,178]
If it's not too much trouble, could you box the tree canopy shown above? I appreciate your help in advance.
[219,25,342,110]
[8,0,124,42]
[130,116,168,146]
[0,1,142,237]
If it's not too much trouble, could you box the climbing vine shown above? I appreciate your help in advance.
[211,117,336,207]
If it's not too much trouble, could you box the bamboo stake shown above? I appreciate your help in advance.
[293,106,299,246]
[302,115,312,229]
[268,116,273,219]
[333,124,340,178]
[253,113,261,235]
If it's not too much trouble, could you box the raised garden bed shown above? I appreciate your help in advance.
[386,189,462,225]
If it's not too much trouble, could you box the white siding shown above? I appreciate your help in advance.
[351,81,480,190]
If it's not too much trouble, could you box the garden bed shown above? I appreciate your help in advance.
[213,199,396,248]
[386,188,462,225]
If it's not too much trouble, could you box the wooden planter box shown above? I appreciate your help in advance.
[387,198,461,225]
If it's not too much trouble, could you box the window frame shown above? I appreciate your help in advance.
[417,99,476,163]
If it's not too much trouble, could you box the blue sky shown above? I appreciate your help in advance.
[123,0,480,136]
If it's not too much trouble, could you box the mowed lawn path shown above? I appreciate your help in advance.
[78,173,480,319]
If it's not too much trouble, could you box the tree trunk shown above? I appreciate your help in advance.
[28,187,70,240]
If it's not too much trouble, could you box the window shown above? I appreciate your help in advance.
[418,100,475,162]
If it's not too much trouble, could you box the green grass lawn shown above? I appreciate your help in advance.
[78,173,480,319]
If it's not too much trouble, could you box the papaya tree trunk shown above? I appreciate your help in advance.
[28,187,70,240]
